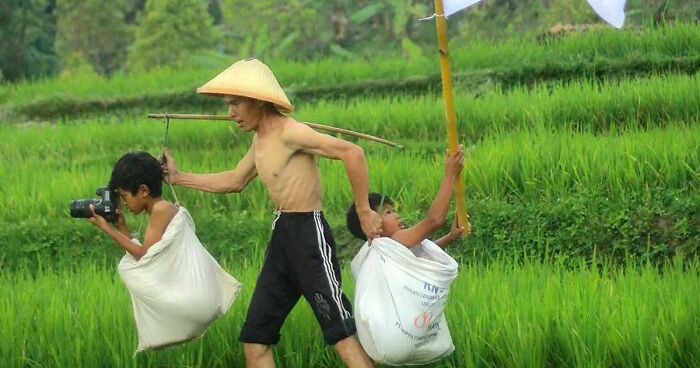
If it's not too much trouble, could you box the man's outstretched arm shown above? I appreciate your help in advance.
[162,146,257,193]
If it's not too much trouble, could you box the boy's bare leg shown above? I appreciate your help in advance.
[244,343,275,368]
[334,335,375,368]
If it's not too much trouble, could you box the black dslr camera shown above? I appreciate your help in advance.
[70,186,118,223]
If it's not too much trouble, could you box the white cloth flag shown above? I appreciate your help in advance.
[442,0,485,18]
[440,0,626,28]
[586,0,626,28]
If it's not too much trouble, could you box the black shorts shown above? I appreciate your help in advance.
[239,211,356,345]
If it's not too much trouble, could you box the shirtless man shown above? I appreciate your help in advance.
[161,59,380,368]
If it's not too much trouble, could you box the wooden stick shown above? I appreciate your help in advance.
[147,113,404,149]
[434,0,471,236]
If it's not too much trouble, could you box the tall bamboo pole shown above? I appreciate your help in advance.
[434,0,471,235]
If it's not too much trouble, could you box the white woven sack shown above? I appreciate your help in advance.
[351,237,458,365]
[118,207,241,352]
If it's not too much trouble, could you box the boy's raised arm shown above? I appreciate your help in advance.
[162,147,257,193]
[391,147,465,248]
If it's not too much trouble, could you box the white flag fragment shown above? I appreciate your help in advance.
[439,0,626,28]
[443,0,485,18]
[586,0,626,28]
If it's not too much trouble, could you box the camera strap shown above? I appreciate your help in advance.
[162,115,181,206]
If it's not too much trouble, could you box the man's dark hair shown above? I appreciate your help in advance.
[346,193,393,240]
[108,151,163,197]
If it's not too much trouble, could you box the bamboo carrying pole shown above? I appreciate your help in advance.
[147,113,404,149]
[434,0,471,235]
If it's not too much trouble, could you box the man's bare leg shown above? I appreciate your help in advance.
[334,335,374,368]
[244,343,275,368]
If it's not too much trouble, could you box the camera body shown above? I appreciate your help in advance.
[70,186,118,223]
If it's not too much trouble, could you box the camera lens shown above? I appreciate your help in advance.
[69,199,96,219]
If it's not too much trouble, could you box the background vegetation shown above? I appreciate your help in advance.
[1,1,700,367]
[1,0,699,82]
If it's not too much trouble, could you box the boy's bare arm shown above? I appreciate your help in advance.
[391,147,465,248]
[434,215,466,249]
[162,146,257,193]
[88,205,149,260]
[142,201,178,248]
[89,202,177,260]
[114,208,131,238]
[283,122,382,240]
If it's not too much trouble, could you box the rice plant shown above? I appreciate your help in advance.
[2,257,699,367]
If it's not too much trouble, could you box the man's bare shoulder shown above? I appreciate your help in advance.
[279,117,315,142]
[279,116,307,130]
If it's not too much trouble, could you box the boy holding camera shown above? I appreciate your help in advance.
[86,151,240,352]
[87,151,178,259]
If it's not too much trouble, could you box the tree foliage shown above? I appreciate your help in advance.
[126,0,220,71]
[0,0,59,82]
[55,0,132,76]
[218,0,439,60]
[1,0,698,82]
[219,0,329,59]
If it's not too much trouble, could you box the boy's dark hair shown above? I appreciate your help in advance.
[108,151,163,197]
[346,193,393,240]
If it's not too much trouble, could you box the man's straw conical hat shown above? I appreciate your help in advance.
[197,58,293,113]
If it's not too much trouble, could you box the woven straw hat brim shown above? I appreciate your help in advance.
[196,87,293,113]
[197,59,294,113]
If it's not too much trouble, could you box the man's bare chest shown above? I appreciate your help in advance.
[254,150,288,180]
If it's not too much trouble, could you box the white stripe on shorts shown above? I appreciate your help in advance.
[313,211,351,319]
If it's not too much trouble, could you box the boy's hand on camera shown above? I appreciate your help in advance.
[115,208,128,232]
[115,208,126,225]
[161,149,179,184]
[87,204,110,231]
[445,145,465,179]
